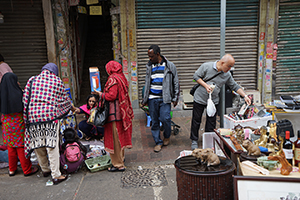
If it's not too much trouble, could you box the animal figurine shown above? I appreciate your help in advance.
[192,148,204,162]
[242,139,261,156]
[254,126,268,147]
[268,151,293,175]
[200,148,220,166]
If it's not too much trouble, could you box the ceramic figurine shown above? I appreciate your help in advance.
[269,123,278,142]
[266,143,275,153]
[244,128,252,140]
[200,148,220,166]
[257,156,278,170]
[242,139,261,156]
[254,126,268,147]
[191,148,204,162]
[234,124,244,144]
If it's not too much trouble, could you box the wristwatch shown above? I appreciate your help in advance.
[244,95,248,98]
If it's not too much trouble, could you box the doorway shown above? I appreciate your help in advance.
[79,2,113,104]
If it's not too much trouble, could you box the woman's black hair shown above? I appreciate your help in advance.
[86,94,99,109]
[62,128,87,155]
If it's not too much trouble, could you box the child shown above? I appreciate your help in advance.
[60,128,88,173]
[74,94,104,140]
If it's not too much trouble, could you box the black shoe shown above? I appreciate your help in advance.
[43,171,51,177]
[24,166,39,177]
[9,170,17,177]
[52,174,68,185]
[108,166,125,172]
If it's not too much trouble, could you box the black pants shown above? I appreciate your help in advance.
[190,101,218,141]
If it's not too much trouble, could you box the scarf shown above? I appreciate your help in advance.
[23,69,72,124]
[105,61,134,131]
[41,62,58,76]
[0,72,23,114]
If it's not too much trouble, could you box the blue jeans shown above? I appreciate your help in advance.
[148,99,171,145]
[78,120,104,137]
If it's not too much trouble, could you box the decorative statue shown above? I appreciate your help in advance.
[276,136,284,155]
[266,143,275,153]
[192,148,204,163]
[269,123,278,142]
[242,139,261,156]
[234,124,244,144]
[200,148,220,166]
[268,151,293,175]
[254,126,268,147]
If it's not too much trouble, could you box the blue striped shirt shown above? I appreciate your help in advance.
[149,62,165,99]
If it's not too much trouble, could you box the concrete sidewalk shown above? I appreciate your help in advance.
[0,109,212,200]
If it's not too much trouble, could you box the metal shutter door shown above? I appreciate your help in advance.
[136,0,259,100]
[0,0,48,88]
[276,0,300,97]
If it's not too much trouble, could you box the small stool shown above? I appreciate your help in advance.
[146,114,151,127]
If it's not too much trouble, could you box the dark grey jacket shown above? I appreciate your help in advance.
[142,57,179,104]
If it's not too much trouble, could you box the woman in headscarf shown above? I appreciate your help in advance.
[0,72,39,176]
[93,61,134,172]
[23,63,75,184]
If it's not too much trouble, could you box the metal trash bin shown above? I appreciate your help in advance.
[175,155,235,200]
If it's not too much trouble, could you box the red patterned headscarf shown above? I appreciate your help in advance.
[105,61,134,131]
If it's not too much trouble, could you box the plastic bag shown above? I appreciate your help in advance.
[207,93,216,117]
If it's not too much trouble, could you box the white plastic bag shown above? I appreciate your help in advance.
[207,93,216,117]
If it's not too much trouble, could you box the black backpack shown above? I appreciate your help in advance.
[276,119,294,138]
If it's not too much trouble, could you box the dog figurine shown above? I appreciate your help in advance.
[200,148,220,166]
[242,139,261,156]
[192,148,204,162]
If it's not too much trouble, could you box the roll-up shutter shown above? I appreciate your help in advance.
[136,0,259,100]
[276,0,300,97]
[0,0,48,88]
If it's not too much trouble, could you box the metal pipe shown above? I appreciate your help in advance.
[220,0,226,128]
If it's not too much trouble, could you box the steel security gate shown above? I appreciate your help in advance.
[136,0,259,100]
[0,0,48,88]
[275,0,300,97]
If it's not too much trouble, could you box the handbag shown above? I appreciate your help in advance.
[93,94,109,127]
[189,71,223,96]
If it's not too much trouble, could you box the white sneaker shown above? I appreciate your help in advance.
[191,140,198,150]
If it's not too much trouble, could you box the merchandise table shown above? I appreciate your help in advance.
[213,129,247,174]
[234,157,300,200]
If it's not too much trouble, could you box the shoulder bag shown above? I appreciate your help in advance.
[93,94,110,127]
[189,71,223,96]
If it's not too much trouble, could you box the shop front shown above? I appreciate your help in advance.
[135,0,260,102]
[0,0,48,88]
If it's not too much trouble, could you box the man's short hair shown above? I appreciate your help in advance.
[148,45,160,55]
[0,54,4,62]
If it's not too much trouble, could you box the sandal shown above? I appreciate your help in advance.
[108,166,125,172]
[24,166,39,177]
[85,136,92,141]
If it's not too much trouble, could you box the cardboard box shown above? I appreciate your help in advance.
[89,67,101,92]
